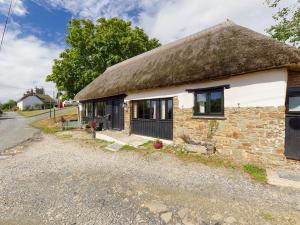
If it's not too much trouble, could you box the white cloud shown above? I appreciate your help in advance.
[34,0,297,43]
[0,0,27,16]
[138,0,295,43]
[0,27,62,103]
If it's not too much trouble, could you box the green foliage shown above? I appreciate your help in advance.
[47,18,161,98]
[0,99,17,111]
[266,0,300,47]
[244,164,267,182]
[120,145,137,151]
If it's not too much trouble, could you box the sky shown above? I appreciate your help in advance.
[0,0,297,103]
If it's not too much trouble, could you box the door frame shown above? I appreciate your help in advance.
[284,87,300,160]
[112,98,124,130]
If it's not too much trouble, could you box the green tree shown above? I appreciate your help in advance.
[266,0,300,47]
[1,99,17,111]
[47,18,160,98]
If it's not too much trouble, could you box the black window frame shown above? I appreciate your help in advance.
[286,87,300,114]
[159,98,173,121]
[132,99,157,120]
[83,102,94,118]
[95,101,106,117]
[132,98,172,121]
[193,88,224,116]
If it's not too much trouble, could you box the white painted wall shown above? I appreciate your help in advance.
[17,96,43,111]
[125,69,288,109]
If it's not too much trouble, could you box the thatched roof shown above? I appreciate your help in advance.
[75,20,300,101]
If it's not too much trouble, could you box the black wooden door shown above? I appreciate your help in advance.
[285,87,300,160]
[285,115,300,160]
[112,99,124,130]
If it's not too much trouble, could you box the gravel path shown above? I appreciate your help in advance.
[0,135,299,225]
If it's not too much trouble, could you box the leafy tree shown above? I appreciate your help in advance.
[266,0,300,47]
[1,99,17,111]
[47,18,160,98]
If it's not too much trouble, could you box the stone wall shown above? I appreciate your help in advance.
[173,97,286,165]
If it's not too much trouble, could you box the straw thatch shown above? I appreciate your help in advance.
[75,20,300,101]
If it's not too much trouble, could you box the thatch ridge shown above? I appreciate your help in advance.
[75,21,300,101]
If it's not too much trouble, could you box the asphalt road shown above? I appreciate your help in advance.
[0,108,76,153]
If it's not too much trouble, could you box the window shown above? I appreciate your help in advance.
[194,88,224,116]
[160,100,166,120]
[287,88,300,113]
[288,96,300,112]
[160,99,172,120]
[84,102,93,117]
[133,100,157,119]
[150,101,157,119]
[133,102,138,119]
[95,101,106,117]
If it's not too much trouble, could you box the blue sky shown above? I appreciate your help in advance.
[0,0,297,102]
[0,0,72,45]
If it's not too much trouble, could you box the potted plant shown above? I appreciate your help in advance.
[88,120,97,139]
[153,138,163,149]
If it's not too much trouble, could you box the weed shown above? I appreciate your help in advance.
[244,164,267,182]
[260,211,274,221]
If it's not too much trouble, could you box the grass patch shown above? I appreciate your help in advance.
[18,109,51,117]
[260,211,274,221]
[30,108,78,134]
[121,145,137,151]
[244,164,267,182]
[31,119,60,134]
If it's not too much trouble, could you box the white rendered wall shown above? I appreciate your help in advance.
[18,96,43,111]
[125,69,288,109]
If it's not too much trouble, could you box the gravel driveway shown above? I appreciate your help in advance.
[0,135,299,225]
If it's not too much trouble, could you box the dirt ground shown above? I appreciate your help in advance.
[0,134,299,225]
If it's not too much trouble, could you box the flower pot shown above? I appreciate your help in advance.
[153,142,163,149]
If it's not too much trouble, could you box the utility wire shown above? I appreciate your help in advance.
[0,0,14,52]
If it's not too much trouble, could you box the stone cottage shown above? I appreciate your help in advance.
[75,21,300,163]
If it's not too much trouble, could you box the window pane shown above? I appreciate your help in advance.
[210,91,222,113]
[289,96,300,112]
[167,99,173,119]
[195,93,207,114]
[150,100,156,119]
[144,100,151,119]
[160,100,166,120]
[137,101,144,118]
[133,102,138,119]
[87,103,93,117]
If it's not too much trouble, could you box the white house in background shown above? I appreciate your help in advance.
[17,88,56,111]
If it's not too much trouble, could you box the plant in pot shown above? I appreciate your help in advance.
[153,138,163,149]
[88,120,97,139]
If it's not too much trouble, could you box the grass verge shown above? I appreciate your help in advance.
[30,109,78,134]
[18,109,51,117]
[243,164,267,182]
[120,141,267,182]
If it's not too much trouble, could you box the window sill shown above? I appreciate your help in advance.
[192,115,226,120]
